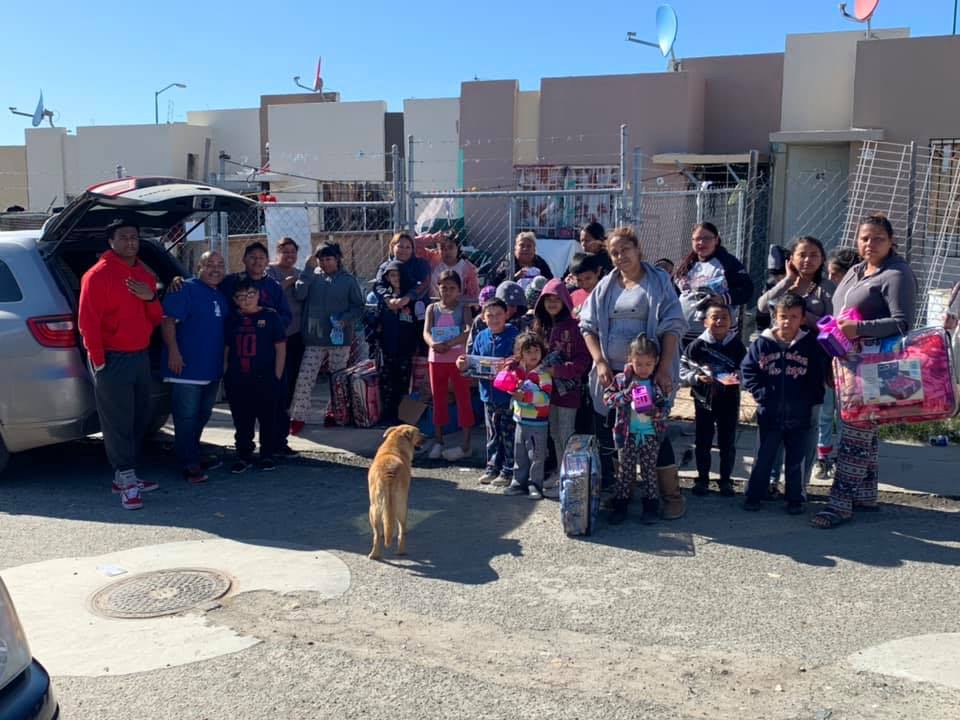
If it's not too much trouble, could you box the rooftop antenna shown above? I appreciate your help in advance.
[9,91,56,128]
[626,4,680,71]
[839,0,879,38]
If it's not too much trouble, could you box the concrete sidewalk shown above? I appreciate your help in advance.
[194,399,960,497]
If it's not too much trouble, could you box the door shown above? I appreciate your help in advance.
[783,144,850,249]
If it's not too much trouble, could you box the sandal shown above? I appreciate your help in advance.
[810,510,851,529]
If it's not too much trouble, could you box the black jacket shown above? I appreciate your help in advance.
[680,329,747,408]
[740,329,827,430]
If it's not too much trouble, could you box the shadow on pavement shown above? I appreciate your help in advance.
[0,438,528,586]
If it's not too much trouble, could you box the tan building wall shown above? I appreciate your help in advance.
[681,53,783,154]
[514,91,540,165]
[0,146,28,210]
[853,34,960,145]
[780,29,909,132]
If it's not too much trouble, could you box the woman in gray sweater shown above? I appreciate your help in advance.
[812,214,917,528]
[288,243,365,432]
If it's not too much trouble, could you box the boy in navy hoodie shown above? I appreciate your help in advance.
[741,293,826,513]
[680,300,747,497]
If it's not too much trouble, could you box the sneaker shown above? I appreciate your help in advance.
[200,455,223,472]
[184,467,208,485]
[542,483,560,500]
[491,474,513,487]
[111,470,158,494]
[230,459,251,474]
[290,419,306,436]
[276,446,300,459]
[503,483,526,496]
[442,446,466,462]
[814,460,831,480]
[478,470,499,485]
[718,480,736,497]
[692,478,709,496]
[528,485,543,500]
[428,442,444,460]
[258,459,277,472]
[135,476,160,493]
[120,486,143,510]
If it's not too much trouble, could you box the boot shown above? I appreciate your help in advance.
[640,498,659,525]
[608,497,629,525]
[657,465,686,520]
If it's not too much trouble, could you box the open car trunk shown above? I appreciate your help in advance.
[40,177,255,434]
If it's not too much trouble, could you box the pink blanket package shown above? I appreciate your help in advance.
[834,326,959,426]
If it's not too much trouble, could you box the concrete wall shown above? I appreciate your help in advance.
[537,71,706,189]
[404,98,459,221]
[853,35,960,145]
[460,81,517,252]
[267,101,387,183]
[0,146,28,210]
[681,53,783,153]
[187,108,261,174]
[780,28,909,132]
[25,128,73,210]
[514,91,540,165]
[258,91,339,167]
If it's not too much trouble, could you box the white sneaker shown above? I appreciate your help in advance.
[121,485,143,510]
[441,446,466,462]
[428,442,444,460]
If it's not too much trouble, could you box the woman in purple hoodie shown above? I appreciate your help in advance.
[533,278,592,496]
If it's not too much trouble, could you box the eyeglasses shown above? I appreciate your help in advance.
[233,291,258,300]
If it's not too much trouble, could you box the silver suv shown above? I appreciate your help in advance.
[0,178,253,473]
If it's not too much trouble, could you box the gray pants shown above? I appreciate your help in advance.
[93,350,152,472]
[513,423,548,490]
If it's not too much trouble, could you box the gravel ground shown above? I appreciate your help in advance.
[2,437,959,719]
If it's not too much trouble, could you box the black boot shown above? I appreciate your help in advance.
[640,498,659,525]
[718,480,736,497]
[692,478,709,496]
[609,498,629,525]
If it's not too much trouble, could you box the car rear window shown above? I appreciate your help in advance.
[0,260,23,302]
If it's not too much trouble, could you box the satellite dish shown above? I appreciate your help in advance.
[854,0,879,21]
[31,92,45,127]
[655,5,678,57]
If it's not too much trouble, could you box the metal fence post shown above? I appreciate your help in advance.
[507,196,515,277]
[619,124,628,227]
[906,140,917,264]
[407,135,416,232]
[391,144,401,230]
[632,147,643,227]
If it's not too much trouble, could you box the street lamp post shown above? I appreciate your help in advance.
[154,83,186,125]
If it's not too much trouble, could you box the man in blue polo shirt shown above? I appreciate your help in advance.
[161,250,228,484]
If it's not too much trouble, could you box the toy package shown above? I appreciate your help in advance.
[559,434,602,537]
[834,326,959,425]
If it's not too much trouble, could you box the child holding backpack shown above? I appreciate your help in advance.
[423,270,475,461]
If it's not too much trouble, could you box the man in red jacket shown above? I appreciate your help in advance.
[78,220,164,510]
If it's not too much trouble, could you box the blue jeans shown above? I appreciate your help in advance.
[170,381,220,470]
[748,426,807,505]
[817,389,836,456]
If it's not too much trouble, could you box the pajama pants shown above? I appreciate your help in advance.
[827,422,879,514]
[549,406,577,468]
[513,423,548,490]
[615,433,660,501]
[484,402,515,479]
[428,361,474,430]
[290,345,351,421]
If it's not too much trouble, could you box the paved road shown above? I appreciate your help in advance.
[1,435,959,719]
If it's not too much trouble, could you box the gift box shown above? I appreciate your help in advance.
[631,381,653,413]
[834,326,959,426]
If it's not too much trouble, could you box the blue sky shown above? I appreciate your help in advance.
[0,0,956,146]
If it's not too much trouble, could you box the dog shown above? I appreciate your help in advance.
[367,424,425,560]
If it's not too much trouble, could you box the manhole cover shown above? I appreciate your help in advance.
[89,568,232,619]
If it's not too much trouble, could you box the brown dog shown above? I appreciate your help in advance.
[367,424,425,560]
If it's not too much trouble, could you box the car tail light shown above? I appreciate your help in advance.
[27,315,77,348]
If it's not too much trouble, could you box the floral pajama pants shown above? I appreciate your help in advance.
[827,422,879,515]
[290,346,351,421]
[615,433,661,501]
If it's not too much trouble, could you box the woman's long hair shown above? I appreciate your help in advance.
[532,291,572,339]
[788,235,827,285]
[674,222,721,280]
